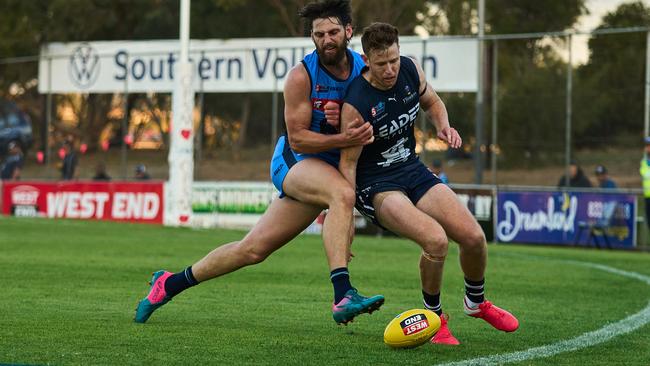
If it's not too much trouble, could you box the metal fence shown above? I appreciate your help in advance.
[1,27,649,187]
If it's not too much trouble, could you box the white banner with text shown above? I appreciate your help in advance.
[39,37,478,94]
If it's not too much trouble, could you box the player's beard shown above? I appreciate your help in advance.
[318,38,348,66]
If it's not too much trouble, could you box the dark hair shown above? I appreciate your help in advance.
[361,22,399,56]
[298,0,352,33]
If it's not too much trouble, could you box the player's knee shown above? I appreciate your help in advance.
[421,249,447,263]
[421,234,448,260]
[237,240,271,265]
[462,229,487,253]
[330,185,356,209]
[244,247,269,265]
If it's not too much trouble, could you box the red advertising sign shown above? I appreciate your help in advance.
[1,181,164,224]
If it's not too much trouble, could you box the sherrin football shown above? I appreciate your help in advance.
[383,309,441,348]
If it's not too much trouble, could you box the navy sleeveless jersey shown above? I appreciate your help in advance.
[344,56,421,184]
[300,48,366,164]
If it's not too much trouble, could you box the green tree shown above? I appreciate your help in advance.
[575,1,650,147]
[424,0,587,167]
[0,0,430,154]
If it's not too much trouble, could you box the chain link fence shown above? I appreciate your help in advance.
[0,28,648,188]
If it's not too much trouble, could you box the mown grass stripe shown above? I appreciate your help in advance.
[437,260,650,366]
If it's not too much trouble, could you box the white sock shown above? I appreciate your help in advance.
[465,296,481,309]
[463,296,482,315]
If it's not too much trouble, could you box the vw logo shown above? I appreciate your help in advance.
[68,43,100,89]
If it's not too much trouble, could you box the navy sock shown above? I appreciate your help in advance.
[422,290,442,316]
[164,266,199,297]
[464,277,485,304]
[330,267,353,303]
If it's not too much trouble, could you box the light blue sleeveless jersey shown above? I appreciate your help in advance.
[270,48,366,196]
[299,48,366,164]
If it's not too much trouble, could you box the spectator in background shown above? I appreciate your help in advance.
[61,141,78,180]
[557,161,592,188]
[430,159,449,184]
[639,137,650,230]
[1,141,24,180]
[134,164,150,180]
[594,165,616,189]
[92,162,111,181]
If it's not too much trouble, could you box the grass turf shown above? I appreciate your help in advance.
[1,217,649,365]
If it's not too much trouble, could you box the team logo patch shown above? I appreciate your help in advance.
[312,98,340,111]
[399,313,429,336]
[402,84,417,103]
[315,84,330,92]
[371,101,385,117]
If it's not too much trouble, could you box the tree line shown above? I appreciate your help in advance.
[0,0,648,167]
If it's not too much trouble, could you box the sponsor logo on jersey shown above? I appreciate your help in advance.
[402,84,417,103]
[403,92,417,104]
[377,103,419,139]
[378,137,411,167]
[371,101,385,117]
[315,84,344,93]
[311,98,340,111]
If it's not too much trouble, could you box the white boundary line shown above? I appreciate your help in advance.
[437,259,650,366]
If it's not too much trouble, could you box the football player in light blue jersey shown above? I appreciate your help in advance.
[339,23,519,345]
[135,0,383,326]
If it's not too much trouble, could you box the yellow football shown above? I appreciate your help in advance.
[383,309,441,348]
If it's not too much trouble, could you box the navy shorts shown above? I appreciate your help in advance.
[355,160,443,226]
[270,135,338,197]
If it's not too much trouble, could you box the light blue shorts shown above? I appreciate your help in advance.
[270,135,339,197]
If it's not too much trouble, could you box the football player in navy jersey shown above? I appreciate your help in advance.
[135,0,384,326]
[339,23,519,345]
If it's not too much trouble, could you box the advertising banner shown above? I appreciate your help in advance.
[38,37,478,94]
[188,182,500,235]
[191,181,279,229]
[453,187,493,221]
[190,181,332,234]
[496,191,636,248]
[453,186,494,241]
[1,181,164,224]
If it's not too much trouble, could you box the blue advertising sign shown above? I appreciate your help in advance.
[496,191,637,248]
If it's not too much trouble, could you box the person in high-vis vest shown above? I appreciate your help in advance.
[640,136,650,230]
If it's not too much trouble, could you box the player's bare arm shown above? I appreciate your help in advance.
[284,64,374,153]
[411,58,462,149]
[338,102,366,188]
[339,102,366,259]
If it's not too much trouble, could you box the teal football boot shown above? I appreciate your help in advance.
[134,270,173,323]
[332,288,385,325]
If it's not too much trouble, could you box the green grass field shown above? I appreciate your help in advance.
[1,217,650,366]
